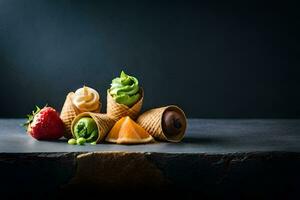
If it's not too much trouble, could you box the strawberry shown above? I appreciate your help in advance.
[24,106,65,140]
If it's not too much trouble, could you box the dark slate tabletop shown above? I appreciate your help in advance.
[0,119,299,154]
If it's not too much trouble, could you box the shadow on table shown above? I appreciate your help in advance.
[181,136,230,145]
[40,138,68,143]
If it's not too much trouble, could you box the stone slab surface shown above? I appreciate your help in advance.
[0,119,300,153]
[0,119,299,199]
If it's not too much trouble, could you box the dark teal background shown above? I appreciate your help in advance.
[0,0,298,118]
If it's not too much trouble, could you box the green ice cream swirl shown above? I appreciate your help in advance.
[109,71,141,107]
[74,117,98,143]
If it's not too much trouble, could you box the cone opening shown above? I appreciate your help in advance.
[161,106,187,142]
[71,112,103,143]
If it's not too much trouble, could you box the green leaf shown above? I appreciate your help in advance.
[120,70,127,78]
[23,105,42,129]
[35,105,41,113]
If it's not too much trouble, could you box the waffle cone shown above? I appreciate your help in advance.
[106,88,144,121]
[71,112,116,143]
[60,91,102,139]
[60,92,80,139]
[136,105,187,142]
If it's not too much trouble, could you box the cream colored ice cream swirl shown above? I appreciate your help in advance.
[72,86,100,112]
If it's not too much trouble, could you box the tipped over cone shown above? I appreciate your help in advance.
[60,92,80,139]
[105,116,154,144]
[106,88,144,121]
[136,105,187,142]
[71,112,116,143]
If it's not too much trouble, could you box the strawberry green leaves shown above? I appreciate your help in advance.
[23,105,41,128]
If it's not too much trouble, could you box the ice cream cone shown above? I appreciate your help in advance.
[60,92,80,139]
[136,105,187,142]
[71,112,116,143]
[106,88,144,121]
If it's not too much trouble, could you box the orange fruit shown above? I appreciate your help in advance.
[105,116,154,144]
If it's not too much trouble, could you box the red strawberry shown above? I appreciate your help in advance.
[24,106,65,140]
